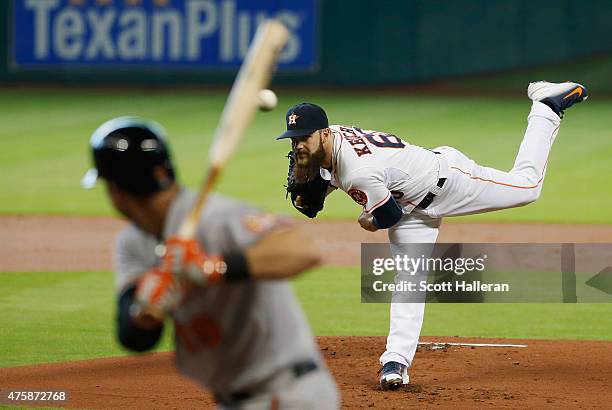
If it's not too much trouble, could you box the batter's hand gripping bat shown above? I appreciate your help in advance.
[137,20,288,322]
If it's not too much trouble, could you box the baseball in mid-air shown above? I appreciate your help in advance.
[258,89,278,111]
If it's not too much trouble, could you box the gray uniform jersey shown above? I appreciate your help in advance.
[114,188,321,394]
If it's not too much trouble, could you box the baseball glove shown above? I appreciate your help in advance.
[285,151,329,218]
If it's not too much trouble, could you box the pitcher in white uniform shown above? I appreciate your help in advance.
[276,81,588,390]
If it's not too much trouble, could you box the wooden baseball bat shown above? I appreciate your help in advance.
[177,20,289,239]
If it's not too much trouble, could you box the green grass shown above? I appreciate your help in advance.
[294,267,612,339]
[438,55,612,95]
[1,269,610,368]
[0,271,173,368]
[0,89,611,223]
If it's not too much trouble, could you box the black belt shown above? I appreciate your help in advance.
[416,151,446,210]
[215,360,318,405]
[416,177,446,209]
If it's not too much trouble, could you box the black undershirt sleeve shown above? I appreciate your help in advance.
[117,284,163,352]
[371,196,403,229]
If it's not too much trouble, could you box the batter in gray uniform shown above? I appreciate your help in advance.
[82,116,339,409]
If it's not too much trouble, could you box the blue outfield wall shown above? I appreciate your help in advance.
[2,0,612,85]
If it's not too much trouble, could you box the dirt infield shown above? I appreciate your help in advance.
[1,336,611,409]
[2,215,611,408]
[2,215,612,271]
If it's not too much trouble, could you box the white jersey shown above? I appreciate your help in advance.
[326,124,440,214]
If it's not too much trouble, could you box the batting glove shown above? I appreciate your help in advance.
[162,236,226,286]
[133,268,183,322]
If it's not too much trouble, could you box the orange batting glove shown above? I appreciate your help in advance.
[162,236,226,286]
[133,268,183,322]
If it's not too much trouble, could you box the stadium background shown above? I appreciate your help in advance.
[1,0,611,408]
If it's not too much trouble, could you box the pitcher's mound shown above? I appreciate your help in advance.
[1,336,610,409]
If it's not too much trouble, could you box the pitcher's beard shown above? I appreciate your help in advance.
[294,144,326,184]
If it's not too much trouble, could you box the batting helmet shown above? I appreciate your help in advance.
[81,116,176,196]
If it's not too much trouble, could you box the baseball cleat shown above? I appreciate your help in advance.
[527,81,588,117]
[379,361,409,390]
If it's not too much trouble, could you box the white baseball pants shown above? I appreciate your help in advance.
[380,101,561,367]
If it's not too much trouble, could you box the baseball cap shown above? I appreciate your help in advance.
[276,102,329,139]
